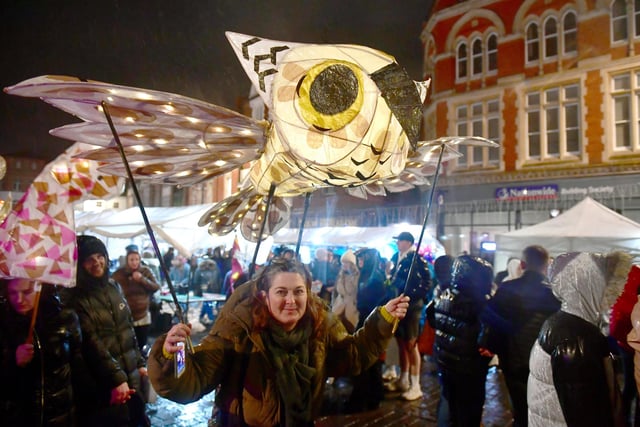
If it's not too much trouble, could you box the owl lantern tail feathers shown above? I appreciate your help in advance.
[345,136,496,199]
[198,185,291,242]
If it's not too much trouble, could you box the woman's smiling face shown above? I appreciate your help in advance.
[265,272,308,331]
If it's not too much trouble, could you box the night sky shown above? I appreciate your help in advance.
[0,0,432,161]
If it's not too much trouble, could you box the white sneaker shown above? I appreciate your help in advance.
[382,366,398,381]
[385,377,410,392]
[401,385,423,401]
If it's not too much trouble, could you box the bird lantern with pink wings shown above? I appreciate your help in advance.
[0,142,123,287]
[4,32,497,243]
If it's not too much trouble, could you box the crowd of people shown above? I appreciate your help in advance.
[2,230,640,426]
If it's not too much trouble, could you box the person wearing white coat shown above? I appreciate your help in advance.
[527,251,631,427]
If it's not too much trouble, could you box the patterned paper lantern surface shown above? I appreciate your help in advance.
[5,33,496,242]
[0,143,123,286]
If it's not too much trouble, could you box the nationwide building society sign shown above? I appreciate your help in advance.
[495,185,559,201]
[495,184,615,201]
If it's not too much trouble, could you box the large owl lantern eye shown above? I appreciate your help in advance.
[296,60,364,132]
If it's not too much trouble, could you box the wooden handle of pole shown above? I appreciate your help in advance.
[391,317,399,334]
[26,282,42,344]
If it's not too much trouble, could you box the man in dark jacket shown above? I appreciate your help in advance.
[386,232,432,401]
[0,279,84,426]
[63,235,149,426]
[480,245,560,427]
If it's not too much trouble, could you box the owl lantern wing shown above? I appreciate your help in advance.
[4,75,292,241]
[4,75,267,186]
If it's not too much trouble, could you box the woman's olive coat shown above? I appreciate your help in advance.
[148,280,394,426]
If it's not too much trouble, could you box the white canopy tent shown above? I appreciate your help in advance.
[74,205,272,264]
[75,208,444,264]
[495,197,640,267]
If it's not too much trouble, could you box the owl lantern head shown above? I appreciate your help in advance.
[226,32,429,174]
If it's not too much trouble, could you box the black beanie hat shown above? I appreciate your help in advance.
[77,235,108,265]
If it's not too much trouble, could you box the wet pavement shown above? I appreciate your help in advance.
[145,329,514,427]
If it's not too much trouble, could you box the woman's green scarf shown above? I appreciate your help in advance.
[262,318,316,426]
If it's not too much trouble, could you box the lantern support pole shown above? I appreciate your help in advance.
[101,101,193,353]
[393,143,446,333]
[249,182,277,277]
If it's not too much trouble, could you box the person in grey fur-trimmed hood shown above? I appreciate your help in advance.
[527,251,632,427]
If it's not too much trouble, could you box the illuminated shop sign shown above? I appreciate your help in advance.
[495,184,615,201]
[495,185,559,201]
[560,186,614,196]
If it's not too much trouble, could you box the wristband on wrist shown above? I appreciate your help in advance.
[162,345,175,360]
[380,306,395,324]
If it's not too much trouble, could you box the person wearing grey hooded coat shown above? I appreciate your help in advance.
[527,251,632,427]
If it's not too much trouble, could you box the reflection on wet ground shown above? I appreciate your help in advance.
[146,330,513,426]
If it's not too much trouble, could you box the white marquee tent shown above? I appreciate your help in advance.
[75,208,444,263]
[74,204,272,264]
[495,197,640,266]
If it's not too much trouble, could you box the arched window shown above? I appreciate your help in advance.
[544,16,558,58]
[487,33,498,72]
[563,11,577,54]
[472,38,483,75]
[612,0,628,42]
[635,0,640,37]
[457,41,468,79]
[526,22,539,62]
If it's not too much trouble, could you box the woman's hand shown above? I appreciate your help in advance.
[132,270,143,282]
[163,322,192,355]
[384,294,411,319]
[15,343,34,367]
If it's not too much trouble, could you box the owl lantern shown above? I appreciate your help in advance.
[5,32,495,242]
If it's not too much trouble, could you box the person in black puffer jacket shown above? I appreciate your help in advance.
[0,279,84,426]
[432,255,493,427]
[61,235,149,427]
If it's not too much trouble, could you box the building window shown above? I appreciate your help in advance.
[636,0,640,37]
[487,100,500,163]
[612,0,628,42]
[611,71,640,151]
[172,186,185,206]
[456,32,498,82]
[526,83,581,160]
[543,16,558,59]
[487,33,498,72]
[456,42,467,79]
[563,11,577,54]
[15,160,21,170]
[457,41,468,79]
[12,180,21,191]
[526,22,539,62]
[456,106,468,167]
[472,38,483,75]
[455,98,501,169]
